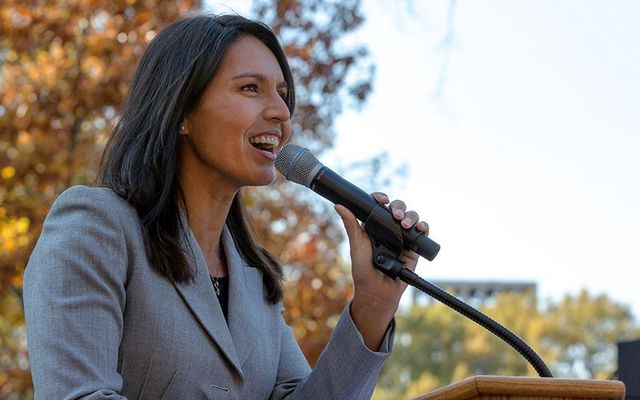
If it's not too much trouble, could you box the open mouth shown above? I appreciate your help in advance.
[249,135,280,154]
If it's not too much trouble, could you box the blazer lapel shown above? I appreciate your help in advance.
[222,227,260,368]
[172,220,245,380]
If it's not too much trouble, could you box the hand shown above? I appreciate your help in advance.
[335,192,429,349]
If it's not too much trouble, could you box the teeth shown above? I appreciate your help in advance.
[249,135,280,146]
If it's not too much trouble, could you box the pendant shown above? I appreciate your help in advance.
[212,277,221,295]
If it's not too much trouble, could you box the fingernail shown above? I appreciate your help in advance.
[402,219,411,228]
[394,209,404,218]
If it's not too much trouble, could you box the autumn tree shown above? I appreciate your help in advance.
[541,289,639,379]
[373,292,544,399]
[0,2,201,396]
[372,290,639,399]
[1,0,375,395]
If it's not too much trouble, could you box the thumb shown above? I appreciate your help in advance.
[335,204,365,245]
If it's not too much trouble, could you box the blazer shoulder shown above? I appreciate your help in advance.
[53,185,138,222]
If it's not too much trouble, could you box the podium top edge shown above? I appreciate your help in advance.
[415,375,625,400]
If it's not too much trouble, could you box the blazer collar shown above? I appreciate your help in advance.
[172,214,259,381]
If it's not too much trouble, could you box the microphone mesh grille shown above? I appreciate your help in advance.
[275,144,321,187]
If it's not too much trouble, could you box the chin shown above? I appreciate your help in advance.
[245,170,277,187]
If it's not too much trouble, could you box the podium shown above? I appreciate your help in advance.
[414,375,625,400]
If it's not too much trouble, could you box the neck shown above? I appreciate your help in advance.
[179,169,236,277]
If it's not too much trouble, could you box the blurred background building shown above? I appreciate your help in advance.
[411,280,537,308]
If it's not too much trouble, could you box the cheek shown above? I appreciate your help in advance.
[215,102,261,136]
[203,108,249,144]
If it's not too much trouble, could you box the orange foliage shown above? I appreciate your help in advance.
[0,0,372,395]
[0,1,199,396]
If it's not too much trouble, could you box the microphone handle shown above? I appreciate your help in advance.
[311,167,440,261]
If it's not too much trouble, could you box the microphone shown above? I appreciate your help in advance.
[275,144,440,261]
[275,145,556,377]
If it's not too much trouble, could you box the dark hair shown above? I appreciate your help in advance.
[98,14,294,303]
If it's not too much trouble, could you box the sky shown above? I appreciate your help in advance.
[208,1,640,317]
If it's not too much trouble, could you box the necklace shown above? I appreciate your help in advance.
[211,276,222,295]
[209,246,227,297]
[211,276,228,296]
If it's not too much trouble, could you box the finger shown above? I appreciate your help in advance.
[389,199,407,220]
[404,255,419,271]
[399,250,420,271]
[371,192,389,204]
[335,204,365,244]
[401,210,420,229]
[416,221,430,235]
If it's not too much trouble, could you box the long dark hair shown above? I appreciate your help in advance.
[98,14,295,303]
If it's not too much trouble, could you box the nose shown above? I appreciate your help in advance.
[264,92,291,123]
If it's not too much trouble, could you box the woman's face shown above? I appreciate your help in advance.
[180,35,292,190]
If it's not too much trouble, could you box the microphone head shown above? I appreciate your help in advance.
[275,144,323,188]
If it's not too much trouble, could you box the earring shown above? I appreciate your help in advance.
[179,123,187,134]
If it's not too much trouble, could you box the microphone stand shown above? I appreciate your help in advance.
[369,235,554,378]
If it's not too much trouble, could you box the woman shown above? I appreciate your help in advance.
[23,14,429,399]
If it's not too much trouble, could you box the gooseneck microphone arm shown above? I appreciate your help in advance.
[275,144,553,378]
[397,269,553,377]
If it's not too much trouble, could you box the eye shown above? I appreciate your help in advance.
[278,90,288,100]
[241,83,259,93]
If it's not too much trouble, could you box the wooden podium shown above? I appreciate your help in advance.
[414,375,625,400]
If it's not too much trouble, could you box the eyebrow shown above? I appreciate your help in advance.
[231,73,288,90]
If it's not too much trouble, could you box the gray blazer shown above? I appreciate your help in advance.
[23,186,393,399]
